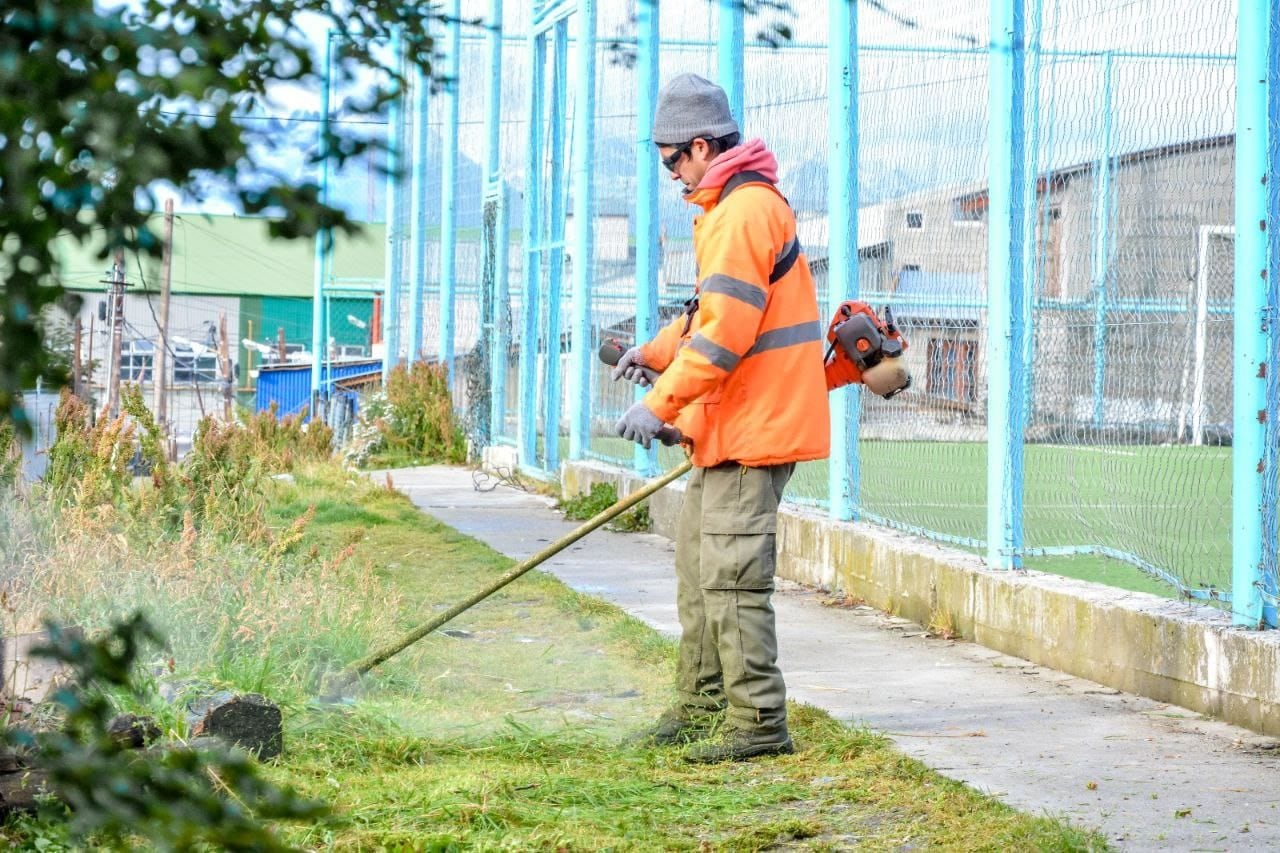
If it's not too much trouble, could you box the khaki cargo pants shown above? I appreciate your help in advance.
[675,461,795,734]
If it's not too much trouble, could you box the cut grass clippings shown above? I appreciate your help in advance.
[256,466,1108,851]
[3,452,1106,850]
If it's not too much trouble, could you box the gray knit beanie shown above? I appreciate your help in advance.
[651,73,739,145]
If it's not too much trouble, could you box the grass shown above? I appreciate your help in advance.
[4,454,1108,849]
[252,466,1108,850]
[557,480,652,532]
[279,706,1109,850]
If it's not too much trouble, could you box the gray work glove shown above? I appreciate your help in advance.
[610,347,653,388]
[614,401,664,448]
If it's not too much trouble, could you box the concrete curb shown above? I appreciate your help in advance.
[554,456,1280,738]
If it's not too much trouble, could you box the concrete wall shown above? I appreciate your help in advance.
[550,456,1280,737]
[877,188,989,278]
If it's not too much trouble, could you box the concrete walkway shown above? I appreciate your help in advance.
[388,465,1280,852]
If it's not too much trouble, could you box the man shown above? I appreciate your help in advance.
[611,73,829,763]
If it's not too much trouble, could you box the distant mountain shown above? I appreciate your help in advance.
[326,132,515,229]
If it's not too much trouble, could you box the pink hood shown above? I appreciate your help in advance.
[688,138,778,206]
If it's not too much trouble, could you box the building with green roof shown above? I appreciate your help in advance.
[52,213,386,437]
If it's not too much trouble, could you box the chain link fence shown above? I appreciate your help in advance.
[373,0,1272,610]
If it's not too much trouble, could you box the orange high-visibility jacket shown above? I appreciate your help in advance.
[640,161,830,468]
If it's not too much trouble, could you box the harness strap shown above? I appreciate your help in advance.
[717,170,802,285]
[681,170,803,339]
[719,169,776,202]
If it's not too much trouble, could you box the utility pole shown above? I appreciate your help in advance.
[153,199,174,429]
[244,320,254,392]
[105,252,127,418]
[277,327,287,362]
[72,317,83,398]
[86,310,96,404]
[218,312,232,421]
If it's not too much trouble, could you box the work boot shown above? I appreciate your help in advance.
[626,708,721,747]
[683,726,795,763]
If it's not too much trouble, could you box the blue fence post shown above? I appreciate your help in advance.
[987,0,1029,570]
[484,0,508,440]
[438,0,461,383]
[543,22,570,472]
[519,35,546,469]
[1265,3,1280,628]
[381,26,406,383]
[493,186,512,438]
[827,0,859,521]
[717,0,744,124]
[1090,52,1114,430]
[634,0,660,477]
[310,31,333,408]
[407,63,430,364]
[568,0,596,461]
[1232,0,1275,627]
[1021,0,1044,414]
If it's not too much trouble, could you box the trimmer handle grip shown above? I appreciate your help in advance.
[598,339,662,386]
[599,339,686,448]
[655,425,686,447]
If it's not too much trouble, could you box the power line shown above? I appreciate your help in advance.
[174,216,301,278]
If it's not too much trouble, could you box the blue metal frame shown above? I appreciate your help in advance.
[1264,4,1280,627]
[1090,52,1115,430]
[718,0,744,125]
[987,0,1029,570]
[1233,0,1276,627]
[532,0,577,30]
[518,2,580,475]
[407,62,430,363]
[439,0,461,380]
[493,188,512,438]
[381,26,406,382]
[518,33,546,468]
[567,0,596,461]
[484,0,509,440]
[310,31,333,408]
[405,1,1268,619]
[633,0,660,477]
[542,22,569,473]
[1020,0,1043,419]
[827,0,858,522]
[453,30,1234,63]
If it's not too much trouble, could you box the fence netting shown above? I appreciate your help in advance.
[587,9,720,467]
[379,0,1262,605]
[1022,0,1236,597]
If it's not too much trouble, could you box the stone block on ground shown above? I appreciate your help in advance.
[0,769,52,817]
[186,692,282,760]
[0,738,33,774]
[107,713,162,749]
[1,629,81,706]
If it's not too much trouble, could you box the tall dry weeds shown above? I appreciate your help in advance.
[346,362,467,467]
[2,389,394,697]
[0,417,19,488]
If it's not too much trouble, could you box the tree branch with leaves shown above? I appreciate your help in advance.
[0,0,447,433]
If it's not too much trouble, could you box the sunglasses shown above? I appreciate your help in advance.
[661,142,694,174]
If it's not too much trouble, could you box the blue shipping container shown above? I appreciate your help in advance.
[255,359,382,420]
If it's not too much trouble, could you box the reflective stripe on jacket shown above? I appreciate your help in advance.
[640,157,830,468]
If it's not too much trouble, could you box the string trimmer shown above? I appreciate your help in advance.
[318,345,690,701]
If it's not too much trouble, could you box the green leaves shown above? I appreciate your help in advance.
[14,613,328,850]
[0,0,443,433]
